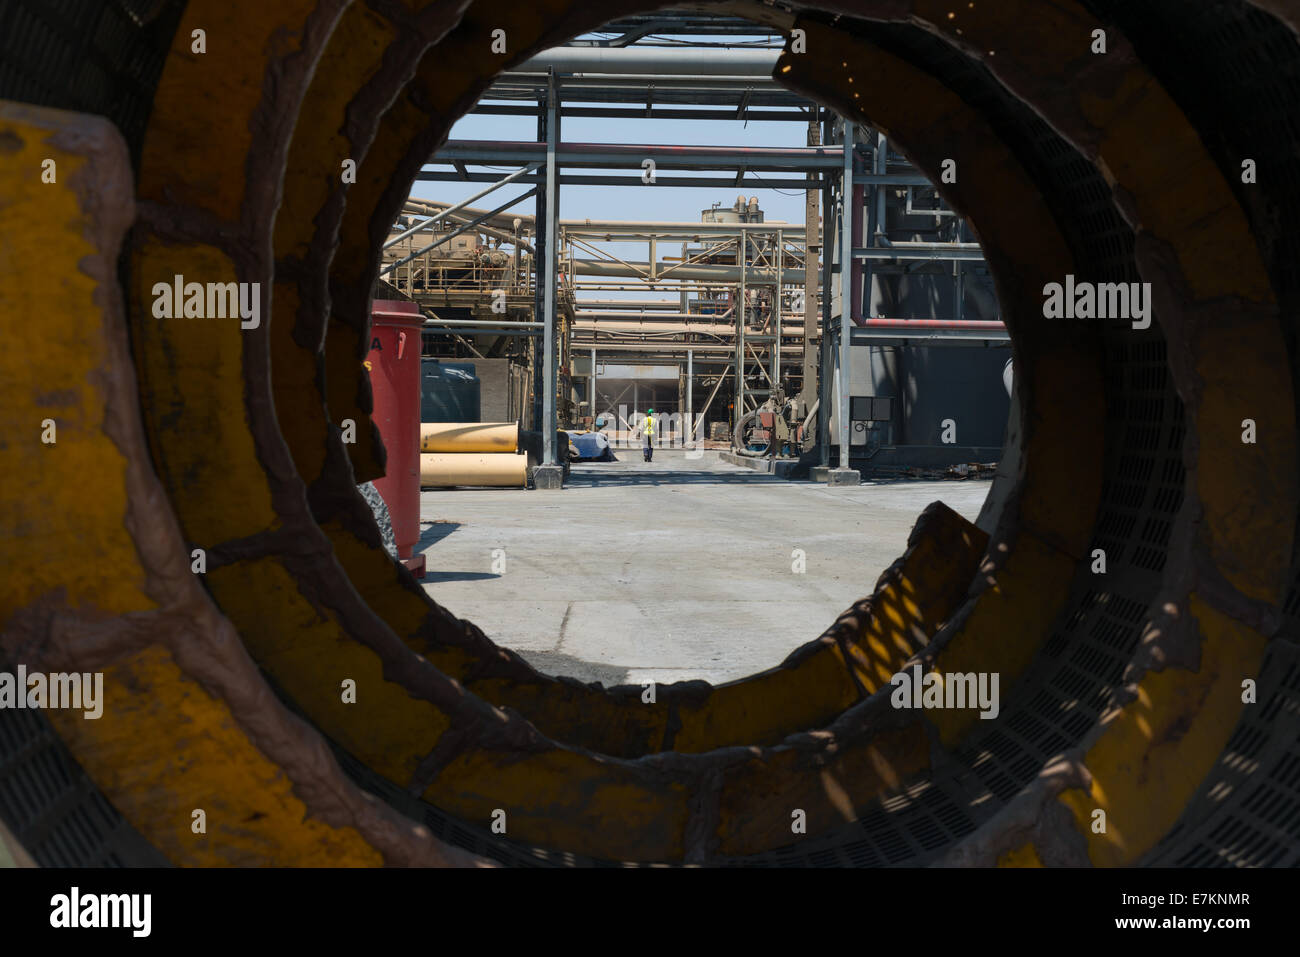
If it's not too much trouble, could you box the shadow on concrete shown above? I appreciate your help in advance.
[416,520,461,549]
[420,570,501,583]
[511,648,631,688]
[565,470,793,488]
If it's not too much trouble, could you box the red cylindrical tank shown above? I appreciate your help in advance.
[367,300,422,572]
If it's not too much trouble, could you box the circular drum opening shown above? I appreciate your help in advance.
[1,0,1297,869]
[383,13,1011,688]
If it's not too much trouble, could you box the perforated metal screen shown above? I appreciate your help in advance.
[0,680,167,867]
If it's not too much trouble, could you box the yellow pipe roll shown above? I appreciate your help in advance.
[421,421,518,453]
[420,452,526,487]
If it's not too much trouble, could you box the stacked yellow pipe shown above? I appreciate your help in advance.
[420,422,518,452]
[419,423,524,487]
[420,453,526,487]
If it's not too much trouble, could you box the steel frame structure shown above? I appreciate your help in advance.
[389,16,1003,465]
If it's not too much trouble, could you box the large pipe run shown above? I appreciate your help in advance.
[421,422,519,453]
[511,46,780,77]
[420,452,527,488]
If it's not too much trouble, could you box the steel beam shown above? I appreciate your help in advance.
[853,172,932,185]
[852,243,984,261]
[543,70,559,466]
[802,118,821,418]
[415,172,816,189]
[510,46,780,76]
[430,140,844,171]
[384,163,538,249]
[837,120,854,471]
[685,348,694,446]
[468,106,811,122]
[426,318,545,328]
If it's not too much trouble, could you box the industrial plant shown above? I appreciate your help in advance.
[372,38,1009,491]
[3,0,1299,897]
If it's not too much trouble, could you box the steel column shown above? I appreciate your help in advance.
[802,114,820,418]
[543,70,559,465]
[686,348,694,445]
[818,177,834,466]
[837,119,854,470]
[771,228,782,393]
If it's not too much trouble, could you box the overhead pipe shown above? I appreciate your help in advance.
[572,322,807,335]
[571,340,804,354]
[424,318,544,328]
[510,46,780,77]
[381,187,537,275]
[385,163,538,249]
[571,309,739,321]
[403,201,805,237]
[398,202,535,254]
[571,258,819,284]
[432,139,843,171]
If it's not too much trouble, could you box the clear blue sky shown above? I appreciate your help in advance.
[408,30,818,228]
[405,29,829,304]
[410,111,817,227]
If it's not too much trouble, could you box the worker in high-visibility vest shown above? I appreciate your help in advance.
[642,409,655,462]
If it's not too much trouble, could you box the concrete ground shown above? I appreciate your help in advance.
[418,448,991,687]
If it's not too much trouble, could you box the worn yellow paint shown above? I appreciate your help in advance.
[205,555,452,783]
[137,0,326,214]
[0,106,151,620]
[130,238,279,546]
[47,645,384,867]
[785,21,1106,756]
[997,842,1044,867]
[252,0,989,766]
[257,12,993,764]
[205,555,695,861]
[929,535,1078,748]
[672,648,861,755]
[1086,75,1295,603]
[0,101,385,867]
[716,722,931,857]
[270,2,409,483]
[10,0,1277,866]
[1192,320,1297,603]
[325,520,434,637]
[267,281,330,482]
[909,0,1295,606]
[274,3,398,262]
[431,747,692,862]
[1058,596,1269,866]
